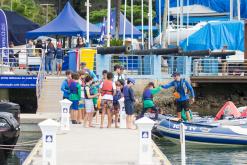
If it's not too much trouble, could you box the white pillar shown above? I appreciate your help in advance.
[180,123,186,165]
[39,119,60,165]
[135,117,155,165]
[107,0,111,47]
[59,99,72,131]
[118,97,126,128]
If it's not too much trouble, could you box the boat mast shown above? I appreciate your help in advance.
[162,0,169,48]
[107,0,111,47]
[123,0,127,45]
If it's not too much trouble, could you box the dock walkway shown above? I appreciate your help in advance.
[24,124,171,165]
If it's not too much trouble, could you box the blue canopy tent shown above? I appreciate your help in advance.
[180,21,244,51]
[108,9,142,38]
[26,2,100,38]
[155,0,247,23]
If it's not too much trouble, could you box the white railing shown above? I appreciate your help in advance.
[193,59,247,76]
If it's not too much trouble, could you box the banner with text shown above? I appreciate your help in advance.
[0,76,37,88]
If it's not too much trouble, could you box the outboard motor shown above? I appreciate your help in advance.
[0,102,20,164]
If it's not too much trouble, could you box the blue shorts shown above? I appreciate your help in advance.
[71,100,79,110]
[79,99,85,109]
[124,100,134,115]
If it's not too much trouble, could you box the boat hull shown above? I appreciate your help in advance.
[156,119,247,146]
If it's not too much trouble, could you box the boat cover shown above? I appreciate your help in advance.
[215,101,242,121]
[180,21,244,51]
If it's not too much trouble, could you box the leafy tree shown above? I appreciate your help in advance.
[90,4,156,26]
[0,0,56,25]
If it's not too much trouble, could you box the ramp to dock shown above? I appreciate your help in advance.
[37,76,64,113]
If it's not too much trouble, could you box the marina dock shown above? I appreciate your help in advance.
[20,76,171,165]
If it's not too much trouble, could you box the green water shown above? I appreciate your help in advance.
[154,138,247,165]
[7,132,41,165]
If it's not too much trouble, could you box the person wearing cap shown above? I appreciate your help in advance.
[45,38,55,75]
[139,82,162,120]
[161,72,195,121]
[55,42,64,76]
[80,62,98,81]
[123,78,136,129]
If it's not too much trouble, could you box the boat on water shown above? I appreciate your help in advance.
[0,102,20,163]
[152,101,247,146]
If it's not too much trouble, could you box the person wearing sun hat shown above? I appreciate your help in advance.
[123,78,136,129]
[161,72,195,121]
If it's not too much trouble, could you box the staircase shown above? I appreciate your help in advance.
[37,76,65,113]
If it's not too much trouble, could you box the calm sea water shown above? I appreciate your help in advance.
[7,132,41,165]
[154,137,247,165]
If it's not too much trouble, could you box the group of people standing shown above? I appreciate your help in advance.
[61,62,195,129]
[61,64,137,129]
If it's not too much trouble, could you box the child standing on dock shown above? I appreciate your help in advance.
[100,72,116,128]
[84,76,99,127]
[69,73,81,124]
[61,70,72,100]
[112,80,124,128]
[78,70,87,123]
[139,82,162,120]
[123,78,136,129]
[91,81,99,122]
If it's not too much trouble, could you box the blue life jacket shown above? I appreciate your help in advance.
[174,78,188,94]
[143,89,153,101]
[70,82,78,94]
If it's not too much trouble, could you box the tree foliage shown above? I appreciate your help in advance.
[90,4,156,25]
[0,0,56,25]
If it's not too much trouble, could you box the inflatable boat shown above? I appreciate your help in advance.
[154,116,247,145]
[152,101,247,145]
[0,102,20,163]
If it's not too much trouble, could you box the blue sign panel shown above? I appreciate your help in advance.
[0,9,9,59]
[0,76,37,88]
[142,131,149,139]
[45,135,53,143]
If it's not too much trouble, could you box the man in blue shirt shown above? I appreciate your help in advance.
[161,72,195,121]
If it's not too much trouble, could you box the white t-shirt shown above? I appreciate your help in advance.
[113,74,126,83]
[100,81,116,100]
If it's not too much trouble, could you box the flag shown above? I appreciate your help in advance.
[0,9,9,61]
[100,17,106,44]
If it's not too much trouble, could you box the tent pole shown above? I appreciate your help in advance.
[168,0,170,45]
[186,0,189,46]
[123,0,127,45]
[107,0,111,47]
[131,0,133,47]
[150,0,153,47]
[141,0,144,48]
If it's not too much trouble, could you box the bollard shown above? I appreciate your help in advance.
[180,123,186,165]
[118,97,126,128]
[39,119,59,165]
[135,117,156,165]
[59,99,72,131]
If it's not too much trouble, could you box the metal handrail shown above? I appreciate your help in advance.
[36,50,45,99]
